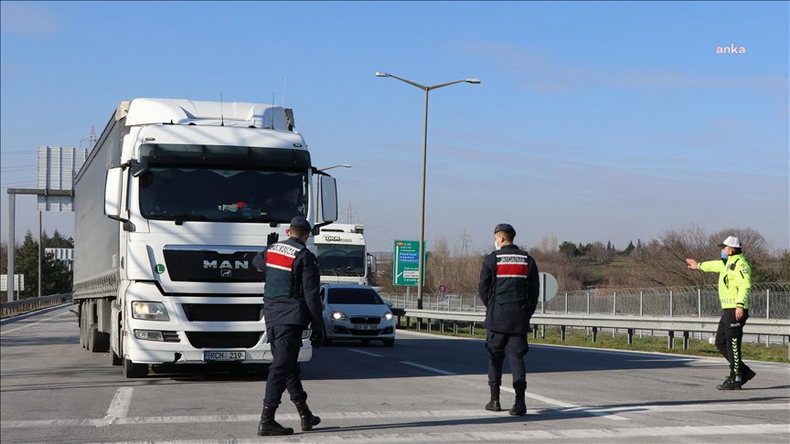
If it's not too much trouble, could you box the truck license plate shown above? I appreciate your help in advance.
[204,351,246,362]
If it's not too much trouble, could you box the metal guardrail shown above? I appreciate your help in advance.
[0,294,72,318]
[397,308,790,350]
[383,282,790,319]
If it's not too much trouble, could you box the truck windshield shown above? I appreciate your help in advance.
[139,167,308,223]
[316,245,365,277]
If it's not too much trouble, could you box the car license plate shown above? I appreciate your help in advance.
[204,351,246,362]
[355,324,376,330]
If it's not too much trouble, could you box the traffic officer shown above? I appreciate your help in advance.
[478,223,540,416]
[256,216,325,436]
[685,235,756,390]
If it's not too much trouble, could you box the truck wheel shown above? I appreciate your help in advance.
[87,326,96,351]
[109,348,122,366]
[88,327,109,352]
[80,305,91,349]
[122,357,149,378]
[79,309,87,349]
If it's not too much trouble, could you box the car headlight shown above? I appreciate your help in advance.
[330,310,347,321]
[132,301,170,321]
[384,312,393,321]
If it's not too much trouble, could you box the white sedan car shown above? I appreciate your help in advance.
[320,284,396,346]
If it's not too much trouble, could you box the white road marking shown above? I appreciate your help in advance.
[2,405,787,429]
[104,387,134,423]
[583,402,790,415]
[399,361,457,375]
[498,385,629,421]
[1,310,71,334]
[272,424,790,442]
[347,349,385,358]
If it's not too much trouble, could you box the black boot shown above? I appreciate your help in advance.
[741,368,757,386]
[257,406,294,436]
[485,386,502,411]
[509,382,527,416]
[717,373,742,390]
[294,400,321,431]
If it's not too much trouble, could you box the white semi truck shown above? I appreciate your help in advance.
[73,98,338,378]
[314,223,376,285]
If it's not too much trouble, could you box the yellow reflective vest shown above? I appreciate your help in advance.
[698,254,752,309]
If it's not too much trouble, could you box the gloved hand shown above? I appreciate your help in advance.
[310,331,324,349]
[267,232,279,246]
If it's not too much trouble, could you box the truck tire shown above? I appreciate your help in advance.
[110,348,122,366]
[79,308,87,349]
[88,327,110,353]
[122,357,149,378]
[110,328,122,365]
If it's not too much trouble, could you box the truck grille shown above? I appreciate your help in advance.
[185,332,263,349]
[164,250,264,282]
[350,316,380,324]
[162,331,181,342]
[182,304,263,322]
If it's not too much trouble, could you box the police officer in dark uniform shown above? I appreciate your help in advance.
[478,223,539,416]
[255,216,325,436]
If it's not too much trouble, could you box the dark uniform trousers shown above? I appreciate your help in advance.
[715,308,752,377]
[264,325,307,407]
[486,331,528,387]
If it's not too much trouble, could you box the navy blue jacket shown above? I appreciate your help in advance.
[478,244,539,334]
[259,237,325,333]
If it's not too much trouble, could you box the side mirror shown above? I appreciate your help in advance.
[104,166,127,221]
[367,254,377,274]
[320,175,338,222]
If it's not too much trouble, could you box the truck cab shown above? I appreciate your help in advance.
[75,98,338,377]
[314,223,376,285]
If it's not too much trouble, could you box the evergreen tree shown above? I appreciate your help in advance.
[13,230,72,298]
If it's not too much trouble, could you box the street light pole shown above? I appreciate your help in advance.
[375,72,480,309]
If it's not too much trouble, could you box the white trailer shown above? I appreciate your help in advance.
[74,98,338,377]
[314,223,376,285]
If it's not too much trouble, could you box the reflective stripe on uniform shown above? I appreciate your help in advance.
[496,254,529,278]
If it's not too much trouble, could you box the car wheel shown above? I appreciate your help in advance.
[383,339,395,347]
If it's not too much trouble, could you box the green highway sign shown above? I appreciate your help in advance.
[393,240,424,286]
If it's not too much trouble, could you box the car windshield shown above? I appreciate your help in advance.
[316,245,365,277]
[327,288,383,305]
[138,167,308,223]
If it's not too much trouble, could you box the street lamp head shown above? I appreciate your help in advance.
[465,78,481,84]
[318,164,352,172]
[375,72,391,78]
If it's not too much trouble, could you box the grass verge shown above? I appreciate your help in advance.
[396,318,789,363]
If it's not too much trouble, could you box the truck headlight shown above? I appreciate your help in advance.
[132,301,170,321]
[384,312,393,321]
[330,311,347,321]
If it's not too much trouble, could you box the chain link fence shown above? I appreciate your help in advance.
[382,282,790,319]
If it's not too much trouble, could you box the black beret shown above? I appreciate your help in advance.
[290,216,312,231]
[494,223,516,236]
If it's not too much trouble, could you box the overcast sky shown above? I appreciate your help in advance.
[1,1,788,254]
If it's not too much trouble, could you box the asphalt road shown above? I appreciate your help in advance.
[2,304,789,443]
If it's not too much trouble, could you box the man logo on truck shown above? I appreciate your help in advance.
[203,260,250,270]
